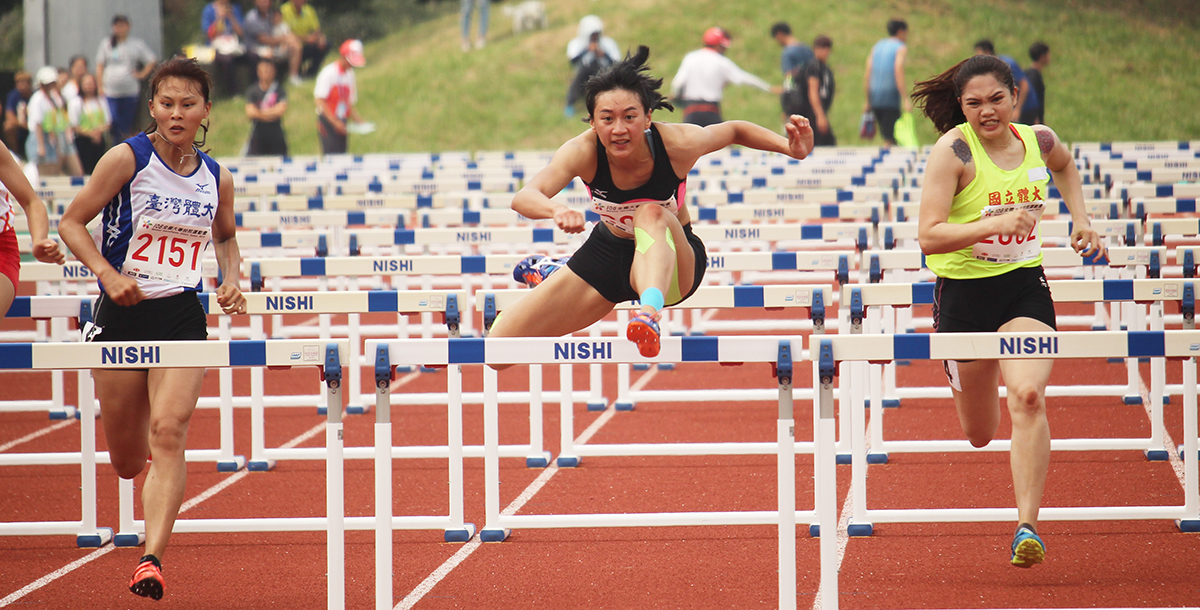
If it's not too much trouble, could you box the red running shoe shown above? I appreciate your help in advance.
[129,559,164,600]
[626,312,661,358]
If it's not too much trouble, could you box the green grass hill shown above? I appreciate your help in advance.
[205,0,1200,158]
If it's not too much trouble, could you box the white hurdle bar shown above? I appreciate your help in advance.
[369,335,826,610]
[1,295,90,417]
[474,286,831,467]
[847,279,1195,467]
[812,331,1200,537]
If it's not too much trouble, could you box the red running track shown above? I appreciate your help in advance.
[1,305,1198,609]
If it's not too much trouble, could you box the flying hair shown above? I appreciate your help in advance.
[583,45,675,121]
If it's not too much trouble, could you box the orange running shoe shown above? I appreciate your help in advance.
[626,312,661,358]
[129,558,164,600]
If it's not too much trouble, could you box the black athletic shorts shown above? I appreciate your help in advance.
[932,265,1057,335]
[566,222,706,305]
[86,291,209,343]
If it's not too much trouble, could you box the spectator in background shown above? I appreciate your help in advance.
[3,71,32,159]
[281,0,328,78]
[771,22,814,121]
[26,66,82,177]
[460,0,490,51]
[245,58,289,156]
[96,15,157,143]
[314,39,367,155]
[61,55,89,101]
[865,18,909,146]
[564,15,620,118]
[974,39,1033,116]
[800,35,837,147]
[1021,42,1049,125]
[202,0,247,98]
[245,0,303,87]
[69,73,111,175]
[670,27,777,127]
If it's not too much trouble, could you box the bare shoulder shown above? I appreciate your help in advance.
[1030,124,1060,155]
[653,121,712,161]
[935,127,972,166]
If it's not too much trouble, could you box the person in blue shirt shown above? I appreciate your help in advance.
[1020,42,1049,125]
[864,19,910,145]
[771,22,814,120]
[974,39,1035,119]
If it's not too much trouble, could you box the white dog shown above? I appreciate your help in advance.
[502,1,548,36]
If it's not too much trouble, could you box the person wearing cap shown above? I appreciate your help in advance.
[313,39,367,155]
[670,27,777,127]
[564,15,621,117]
[96,14,158,143]
[26,66,82,177]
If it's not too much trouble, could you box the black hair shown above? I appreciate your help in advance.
[143,56,214,148]
[1029,41,1049,62]
[974,39,995,55]
[771,22,791,37]
[911,54,1015,134]
[583,45,674,120]
[887,19,907,37]
[813,35,832,49]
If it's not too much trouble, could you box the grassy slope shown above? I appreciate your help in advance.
[205,0,1198,158]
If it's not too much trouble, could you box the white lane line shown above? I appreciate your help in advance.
[0,372,416,607]
[395,368,659,610]
[0,420,76,453]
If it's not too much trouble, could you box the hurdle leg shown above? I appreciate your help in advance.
[776,355,796,610]
[373,346,393,610]
[586,324,607,411]
[216,316,245,472]
[346,313,368,414]
[445,364,474,541]
[815,340,839,610]
[324,345,345,610]
[479,365,510,541]
[1146,302,1169,460]
[247,316,274,471]
[113,476,144,547]
[76,371,113,548]
[882,305,900,407]
[556,364,580,467]
[526,364,550,468]
[849,359,873,535]
[1178,357,1199,532]
[615,310,635,410]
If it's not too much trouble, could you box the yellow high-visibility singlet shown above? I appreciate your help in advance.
[925,122,1051,279]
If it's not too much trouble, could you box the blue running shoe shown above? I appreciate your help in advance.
[513,255,570,287]
[626,312,661,358]
[1010,524,1045,568]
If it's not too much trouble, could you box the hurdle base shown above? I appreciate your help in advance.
[894,359,910,366]
[866,452,889,464]
[345,403,373,415]
[863,400,900,409]
[1107,358,1125,364]
[479,527,510,542]
[1177,519,1200,533]
[1144,449,1170,461]
[395,365,415,373]
[835,454,851,465]
[688,330,706,336]
[526,452,552,468]
[77,527,114,548]
[586,399,608,412]
[1178,445,1199,461]
[657,363,675,371]
[614,401,635,412]
[113,531,145,547]
[1123,396,1144,405]
[444,523,476,543]
[248,459,276,471]
[847,522,875,537]
[216,455,246,472]
[556,455,580,468]
[419,366,445,374]
[1163,395,1170,405]
[49,407,76,420]
[632,363,650,371]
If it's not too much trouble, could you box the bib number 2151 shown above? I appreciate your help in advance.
[122,217,211,287]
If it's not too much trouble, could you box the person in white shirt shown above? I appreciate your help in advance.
[68,73,112,175]
[669,27,778,126]
[60,55,90,102]
[313,39,367,155]
[26,66,82,177]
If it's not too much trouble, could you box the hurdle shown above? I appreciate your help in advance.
[1,295,90,418]
[812,330,1200,537]
[368,335,832,610]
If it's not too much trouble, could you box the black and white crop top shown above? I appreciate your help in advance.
[584,123,686,233]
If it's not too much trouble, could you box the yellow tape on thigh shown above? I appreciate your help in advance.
[634,228,655,254]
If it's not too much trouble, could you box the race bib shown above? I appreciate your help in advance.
[972,201,1045,264]
[122,218,211,286]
